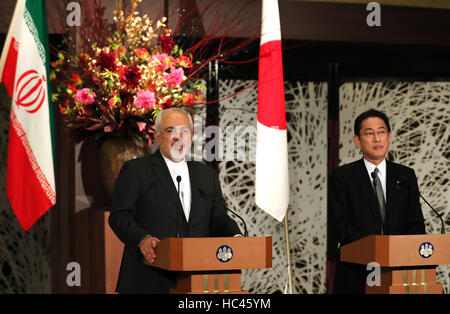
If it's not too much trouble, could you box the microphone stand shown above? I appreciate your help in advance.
[419,194,445,234]
[198,189,248,237]
[396,176,445,234]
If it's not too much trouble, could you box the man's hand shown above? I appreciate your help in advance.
[139,236,160,264]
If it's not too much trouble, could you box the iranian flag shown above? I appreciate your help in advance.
[255,0,289,222]
[0,0,56,231]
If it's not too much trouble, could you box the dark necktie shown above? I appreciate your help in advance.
[372,167,386,229]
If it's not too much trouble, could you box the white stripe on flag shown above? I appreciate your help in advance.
[255,122,289,222]
[260,0,282,45]
[256,0,289,222]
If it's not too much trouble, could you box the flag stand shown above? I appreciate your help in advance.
[283,212,293,294]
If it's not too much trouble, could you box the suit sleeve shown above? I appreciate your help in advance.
[404,169,426,234]
[329,169,366,246]
[108,161,149,252]
[209,170,242,237]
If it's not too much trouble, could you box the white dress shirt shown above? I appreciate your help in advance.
[162,155,191,221]
[363,158,387,201]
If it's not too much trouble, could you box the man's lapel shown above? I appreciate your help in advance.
[386,161,400,221]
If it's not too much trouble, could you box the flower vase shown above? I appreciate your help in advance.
[99,136,152,196]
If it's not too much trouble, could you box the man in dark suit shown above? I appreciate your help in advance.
[109,108,241,293]
[329,109,425,294]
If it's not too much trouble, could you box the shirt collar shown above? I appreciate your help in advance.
[363,158,386,178]
[161,154,187,176]
[162,154,186,167]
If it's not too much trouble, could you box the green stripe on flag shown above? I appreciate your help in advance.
[25,0,55,161]
[24,1,46,65]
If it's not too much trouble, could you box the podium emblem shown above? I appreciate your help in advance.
[216,245,233,262]
[419,242,434,258]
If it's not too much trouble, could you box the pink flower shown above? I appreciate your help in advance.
[134,90,156,110]
[75,88,96,105]
[164,67,184,87]
[152,53,169,71]
[154,53,168,62]
[136,122,147,132]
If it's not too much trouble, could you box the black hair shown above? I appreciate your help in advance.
[354,109,391,136]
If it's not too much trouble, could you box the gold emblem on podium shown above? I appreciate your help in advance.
[419,242,434,258]
[216,245,233,262]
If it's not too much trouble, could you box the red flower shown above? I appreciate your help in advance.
[67,83,77,92]
[114,46,126,58]
[135,48,149,59]
[178,55,193,68]
[161,98,173,109]
[182,92,204,106]
[59,104,66,114]
[121,66,141,88]
[70,74,81,84]
[182,92,195,106]
[158,35,175,54]
[97,51,117,71]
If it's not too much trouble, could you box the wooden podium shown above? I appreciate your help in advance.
[148,236,272,294]
[341,234,450,294]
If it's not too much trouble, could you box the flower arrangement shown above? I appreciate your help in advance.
[51,0,205,146]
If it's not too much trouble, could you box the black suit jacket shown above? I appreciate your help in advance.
[329,158,425,294]
[109,150,241,293]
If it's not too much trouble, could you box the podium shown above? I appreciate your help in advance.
[341,234,450,294]
[148,236,272,294]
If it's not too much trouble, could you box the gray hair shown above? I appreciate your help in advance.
[155,107,194,134]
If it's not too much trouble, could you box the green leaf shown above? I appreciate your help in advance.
[152,109,161,118]
[194,81,206,93]
[111,42,122,50]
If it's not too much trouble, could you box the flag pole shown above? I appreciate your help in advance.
[283,212,293,294]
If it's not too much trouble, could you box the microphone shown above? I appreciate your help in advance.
[396,176,445,234]
[176,175,182,238]
[198,188,248,237]
[176,175,182,190]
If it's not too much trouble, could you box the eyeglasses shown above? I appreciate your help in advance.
[163,126,192,138]
[360,130,388,139]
